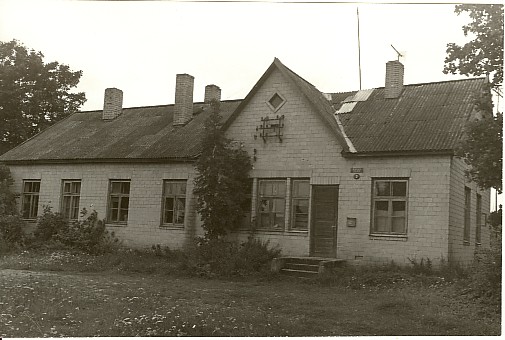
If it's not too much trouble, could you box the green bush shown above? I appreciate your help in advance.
[183,237,281,277]
[469,237,502,304]
[32,207,121,254]
[57,209,121,254]
[33,206,68,241]
[0,215,26,246]
[0,165,17,216]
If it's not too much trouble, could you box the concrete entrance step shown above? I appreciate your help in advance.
[272,256,345,278]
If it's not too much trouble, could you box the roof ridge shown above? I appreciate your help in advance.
[77,98,244,113]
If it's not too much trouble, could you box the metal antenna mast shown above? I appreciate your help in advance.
[391,44,403,61]
[357,7,362,90]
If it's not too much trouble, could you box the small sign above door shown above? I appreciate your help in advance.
[350,167,363,173]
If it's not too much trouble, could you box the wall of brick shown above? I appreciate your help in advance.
[8,163,203,249]
[448,157,491,265]
[223,67,480,266]
[6,67,491,266]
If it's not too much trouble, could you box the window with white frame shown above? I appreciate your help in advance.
[464,187,471,243]
[371,179,408,235]
[476,193,482,244]
[108,180,130,223]
[22,180,40,219]
[291,179,310,230]
[61,180,81,220]
[162,180,186,226]
[258,180,286,230]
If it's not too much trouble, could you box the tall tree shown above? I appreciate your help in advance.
[193,100,252,239]
[0,40,86,154]
[445,5,503,193]
[444,4,503,87]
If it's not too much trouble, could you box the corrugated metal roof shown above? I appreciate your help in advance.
[0,101,241,162]
[0,59,486,162]
[334,78,486,153]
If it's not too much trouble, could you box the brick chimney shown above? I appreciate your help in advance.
[384,60,404,99]
[173,74,194,126]
[102,88,123,120]
[204,84,221,103]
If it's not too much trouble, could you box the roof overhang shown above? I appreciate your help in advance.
[341,149,455,158]
[0,157,198,165]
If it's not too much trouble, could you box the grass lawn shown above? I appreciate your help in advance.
[0,251,501,337]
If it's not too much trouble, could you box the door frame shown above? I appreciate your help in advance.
[309,185,339,258]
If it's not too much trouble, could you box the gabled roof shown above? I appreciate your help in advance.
[0,58,486,164]
[0,101,240,163]
[222,58,350,153]
[330,77,486,155]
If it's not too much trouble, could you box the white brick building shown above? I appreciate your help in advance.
[0,58,491,266]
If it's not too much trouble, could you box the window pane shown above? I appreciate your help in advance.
[259,199,269,212]
[392,182,407,196]
[175,198,185,224]
[71,197,80,219]
[22,196,31,219]
[274,182,286,196]
[273,213,284,228]
[72,182,81,194]
[64,182,71,193]
[111,182,121,193]
[111,208,118,221]
[164,210,174,224]
[260,181,272,196]
[121,182,130,194]
[392,201,406,216]
[294,181,310,197]
[120,197,129,210]
[165,197,174,211]
[62,196,71,218]
[259,213,270,228]
[294,199,309,214]
[119,209,128,222]
[392,217,405,233]
[272,198,285,213]
[31,195,39,217]
[111,196,119,209]
[375,181,390,196]
[177,183,186,195]
[24,182,32,192]
[374,201,389,232]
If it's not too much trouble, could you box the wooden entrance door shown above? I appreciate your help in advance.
[310,185,339,257]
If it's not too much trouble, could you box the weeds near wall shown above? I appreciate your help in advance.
[31,207,121,254]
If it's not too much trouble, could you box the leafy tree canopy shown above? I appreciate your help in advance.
[457,107,502,194]
[0,40,86,154]
[444,4,504,87]
[193,101,252,239]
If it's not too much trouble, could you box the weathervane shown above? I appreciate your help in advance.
[391,44,403,61]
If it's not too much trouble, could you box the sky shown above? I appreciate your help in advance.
[0,0,502,208]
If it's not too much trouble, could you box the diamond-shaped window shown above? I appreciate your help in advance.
[267,93,286,112]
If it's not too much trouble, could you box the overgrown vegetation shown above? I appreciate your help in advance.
[31,207,121,254]
[182,237,281,277]
[193,100,252,239]
[469,234,502,304]
[0,165,25,254]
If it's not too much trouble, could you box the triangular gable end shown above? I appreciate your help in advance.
[222,58,350,153]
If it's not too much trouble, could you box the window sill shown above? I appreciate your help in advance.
[159,225,184,230]
[369,233,408,241]
[287,229,309,234]
[475,242,482,247]
[105,223,127,228]
[463,240,470,246]
[22,218,37,223]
